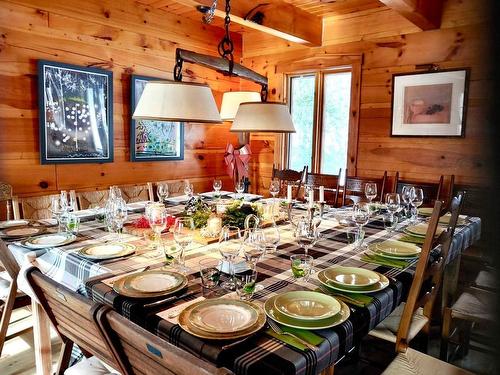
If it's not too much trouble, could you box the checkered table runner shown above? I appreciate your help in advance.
[7,204,481,375]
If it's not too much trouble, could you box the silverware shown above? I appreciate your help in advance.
[143,289,198,309]
[267,319,317,351]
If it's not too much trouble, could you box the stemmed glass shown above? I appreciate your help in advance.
[157,184,169,205]
[235,179,245,200]
[365,183,377,204]
[184,182,194,199]
[294,217,319,255]
[269,180,280,200]
[264,221,280,253]
[385,193,401,233]
[401,186,412,219]
[173,217,194,274]
[352,203,370,250]
[111,198,128,242]
[147,206,168,255]
[409,187,424,223]
[218,225,242,291]
[213,179,222,199]
[242,228,266,270]
[50,193,68,233]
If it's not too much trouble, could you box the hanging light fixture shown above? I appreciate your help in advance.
[231,102,296,133]
[220,91,261,121]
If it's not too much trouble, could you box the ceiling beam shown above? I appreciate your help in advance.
[171,0,323,46]
[379,0,444,30]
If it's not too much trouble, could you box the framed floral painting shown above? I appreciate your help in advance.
[38,60,113,164]
[390,68,469,137]
[130,75,184,161]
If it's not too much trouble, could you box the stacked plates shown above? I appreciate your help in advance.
[0,226,45,239]
[404,223,444,238]
[264,291,350,330]
[77,243,136,261]
[22,232,76,249]
[318,266,389,294]
[419,208,467,226]
[113,270,187,298]
[178,299,266,339]
[368,240,421,260]
[0,220,30,229]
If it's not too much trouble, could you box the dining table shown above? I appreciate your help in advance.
[6,198,481,375]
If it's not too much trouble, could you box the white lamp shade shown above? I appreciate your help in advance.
[132,81,221,123]
[230,102,296,133]
[220,91,261,121]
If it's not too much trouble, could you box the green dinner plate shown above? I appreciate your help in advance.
[273,291,341,321]
[78,243,136,260]
[322,266,380,288]
[318,269,389,294]
[265,294,350,330]
[418,207,434,216]
[405,223,444,238]
[22,232,76,249]
[369,240,421,257]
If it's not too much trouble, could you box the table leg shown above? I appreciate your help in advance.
[32,300,52,375]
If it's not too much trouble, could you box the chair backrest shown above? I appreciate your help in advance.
[0,239,20,282]
[305,169,342,207]
[342,172,387,206]
[272,165,307,200]
[25,268,118,370]
[117,183,153,203]
[13,194,59,220]
[95,307,233,375]
[396,193,465,352]
[393,173,445,206]
[76,188,109,210]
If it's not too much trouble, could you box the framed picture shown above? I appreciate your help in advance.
[390,68,469,137]
[38,60,113,164]
[130,75,184,161]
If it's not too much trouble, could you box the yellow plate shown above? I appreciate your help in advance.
[370,240,421,257]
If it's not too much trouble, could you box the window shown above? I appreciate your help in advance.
[287,68,353,177]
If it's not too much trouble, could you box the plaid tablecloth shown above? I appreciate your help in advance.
[7,205,481,375]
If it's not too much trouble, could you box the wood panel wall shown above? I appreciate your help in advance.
[242,0,493,195]
[0,0,242,197]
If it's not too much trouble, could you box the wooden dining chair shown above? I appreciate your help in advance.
[25,267,120,374]
[95,306,233,375]
[75,188,109,210]
[368,193,465,352]
[117,183,154,203]
[393,173,451,207]
[342,171,387,206]
[272,164,307,200]
[12,193,59,220]
[0,240,31,356]
[305,169,342,207]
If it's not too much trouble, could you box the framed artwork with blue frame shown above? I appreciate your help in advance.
[38,60,113,164]
[130,75,184,162]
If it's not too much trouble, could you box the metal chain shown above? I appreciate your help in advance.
[173,49,183,81]
[202,0,217,24]
[218,0,234,75]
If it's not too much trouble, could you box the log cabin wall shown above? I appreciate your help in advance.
[0,0,242,197]
[241,0,492,196]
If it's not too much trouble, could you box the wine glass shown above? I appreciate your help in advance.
[157,184,169,204]
[218,225,242,291]
[67,193,77,213]
[264,221,280,254]
[147,206,168,255]
[385,193,401,221]
[50,195,66,233]
[294,217,319,255]
[173,217,194,274]
[269,180,280,200]
[183,182,194,199]
[365,183,377,204]
[213,179,222,199]
[242,228,266,270]
[409,187,424,222]
[401,186,412,219]
[352,203,370,250]
[235,179,245,200]
[111,198,128,242]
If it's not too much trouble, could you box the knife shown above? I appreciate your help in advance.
[143,289,198,309]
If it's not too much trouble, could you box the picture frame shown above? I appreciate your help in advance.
[38,60,113,164]
[390,68,469,137]
[130,75,184,162]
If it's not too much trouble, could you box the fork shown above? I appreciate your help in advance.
[267,319,317,351]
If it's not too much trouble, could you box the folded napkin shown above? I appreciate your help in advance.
[265,325,324,351]
[360,253,411,269]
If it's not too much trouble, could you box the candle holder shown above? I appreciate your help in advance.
[286,202,294,226]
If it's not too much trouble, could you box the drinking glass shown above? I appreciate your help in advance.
[50,193,68,233]
[213,179,222,199]
[65,214,80,235]
[383,214,399,233]
[385,193,401,221]
[409,187,424,222]
[401,186,412,218]
[68,193,77,213]
[242,228,266,270]
[235,270,257,300]
[364,183,377,203]
[352,203,370,250]
[199,258,222,289]
[294,217,319,255]
[269,180,280,200]
[157,184,170,204]
[290,254,313,283]
[235,179,245,199]
[147,206,168,255]
[264,222,280,253]
[218,225,242,291]
[173,217,194,274]
[111,198,128,242]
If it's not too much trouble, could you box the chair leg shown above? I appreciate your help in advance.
[0,284,18,356]
[440,307,452,361]
[460,321,473,357]
[55,340,74,375]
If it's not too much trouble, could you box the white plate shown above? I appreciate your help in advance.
[199,191,233,198]
[2,227,44,238]
[73,209,98,219]
[78,243,136,260]
[228,193,263,201]
[0,220,30,229]
[130,273,181,292]
[165,195,190,204]
[126,201,149,211]
[23,233,76,249]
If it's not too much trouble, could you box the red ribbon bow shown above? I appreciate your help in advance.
[224,143,252,181]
